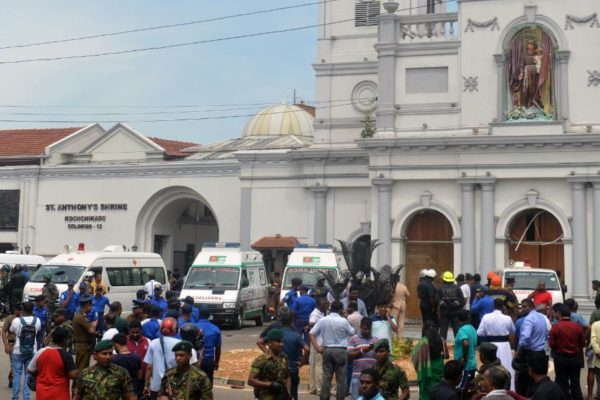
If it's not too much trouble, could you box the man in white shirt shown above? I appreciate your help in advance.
[142,317,197,399]
[309,296,328,395]
[10,301,41,400]
[144,274,158,298]
[457,274,471,311]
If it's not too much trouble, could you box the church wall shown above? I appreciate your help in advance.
[330,187,371,242]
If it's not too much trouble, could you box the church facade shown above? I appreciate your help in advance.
[1,0,599,318]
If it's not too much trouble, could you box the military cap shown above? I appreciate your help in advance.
[53,307,66,316]
[34,294,45,302]
[166,310,180,319]
[172,340,194,353]
[79,295,93,303]
[68,280,75,286]
[266,328,284,342]
[182,304,193,313]
[183,296,194,305]
[79,282,87,289]
[478,342,498,358]
[373,338,390,351]
[94,339,114,352]
[132,299,145,308]
[593,280,600,286]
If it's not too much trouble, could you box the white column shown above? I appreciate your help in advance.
[374,179,393,268]
[311,187,329,244]
[556,51,570,121]
[460,182,476,274]
[375,5,399,132]
[571,181,588,298]
[239,187,252,250]
[480,180,496,277]
[593,182,600,281]
[494,54,505,121]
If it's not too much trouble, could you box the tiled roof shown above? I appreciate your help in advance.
[149,137,198,157]
[252,235,299,249]
[0,127,83,156]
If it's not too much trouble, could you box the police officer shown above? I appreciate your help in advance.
[248,329,290,400]
[74,339,136,400]
[45,307,74,352]
[437,271,466,344]
[159,340,213,400]
[42,274,59,314]
[7,267,26,312]
[72,295,97,370]
[0,265,10,305]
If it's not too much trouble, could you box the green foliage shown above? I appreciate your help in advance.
[360,112,376,138]
[392,337,415,360]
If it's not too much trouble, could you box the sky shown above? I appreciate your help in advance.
[0,1,319,143]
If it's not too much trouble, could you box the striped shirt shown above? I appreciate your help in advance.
[347,334,379,377]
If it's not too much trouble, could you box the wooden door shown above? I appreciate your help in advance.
[404,211,454,320]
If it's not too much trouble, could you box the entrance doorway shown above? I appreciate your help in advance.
[404,210,454,320]
[508,208,564,278]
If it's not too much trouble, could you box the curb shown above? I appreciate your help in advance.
[213,376,419,390]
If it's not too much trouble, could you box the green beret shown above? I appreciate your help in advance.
[478,342,498,357]
[172,340,193,353]
[266,328,284,342]
[373,338,390,351]
[94,340,114,352]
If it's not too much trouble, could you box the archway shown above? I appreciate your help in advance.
[404,210,453,319]
[507,208,564,278]
[135,187,219,275]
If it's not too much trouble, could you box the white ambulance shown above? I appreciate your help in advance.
[23,244,169,314]
[279,244,340,303]
[497,263,564,305]
[179,242,269,329]
[0,251,46,270]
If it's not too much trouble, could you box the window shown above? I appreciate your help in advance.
[0,190,19,231]
[106,267,166,286]
[355,1,380,27]
[406,67,449,94]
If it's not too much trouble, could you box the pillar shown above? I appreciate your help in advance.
[460,182,476,274]
[593,182,600,281]
[556,51,570,121]
[374,6,399,131]
[239,187,252,250]
[311,187,329,244]
[374,179,393,267]
[493,54,504,121]
[571,181,588,298]
[480,180,496,277]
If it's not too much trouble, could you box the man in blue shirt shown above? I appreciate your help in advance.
[92,286,110,334]
[281,277,302,309]
[142,305,162,340]
[292,285,316,340]
[33,294,48,350]
[59,280,79,320]
[195,304,222,384]
[279,309,309,400]
[471,287,494,322]
[147,284,167,318]
[342,286,368,317]
[183,296,200,323]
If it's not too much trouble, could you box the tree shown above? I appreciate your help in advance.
[360,112,376,138]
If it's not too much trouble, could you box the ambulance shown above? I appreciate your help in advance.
[0,251,45,270]
[279,244,340,302]
[497,261,564,304]
[179,242,269,329]
[23,244,169,314]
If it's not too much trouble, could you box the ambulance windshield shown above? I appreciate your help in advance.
[183,266,240,289]
[30,265,86,284]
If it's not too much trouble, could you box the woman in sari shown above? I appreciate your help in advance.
[412,320,445,400]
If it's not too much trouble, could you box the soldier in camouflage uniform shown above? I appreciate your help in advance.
[74,339,136,400]
[373,339,410,400]
[159,340,213,400]
[2,304,21,388]
[248,329,291,400]
[45,307,74,352]
[42,274,59,315]
[468,342,511,397]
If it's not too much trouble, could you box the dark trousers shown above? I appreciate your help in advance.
[96,312,104,334]
[321,347,347,400]
[515,349,545,396]
[554,353,583,400]
[66,310,75,321]
[420,305,438,325]
[439,312,459,341]
[470,312,480,330]
[290,370,300,400]
[201,357,215,384]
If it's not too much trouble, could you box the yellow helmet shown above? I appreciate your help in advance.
[442,271,454,283]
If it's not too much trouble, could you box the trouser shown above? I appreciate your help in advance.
[36,329,45,351]
[351,376,361,400]
[321,347,347,400]
[201,357,215,384]
[420,305,438,325]
[346,360,353,393]
[595,367,600,400]
[290,370,300,400]
[66,310,75,321]
[554,353,583,400]
[10,291,22,313]
[7,342,14,386]
[439,312,459,341]
[515,349,545,396]
[12,352,33,400]
[295,318,309,343]
[309,347,323,394]
[75,342,93,371]
[96,312,105,334]
[390,305,406,339]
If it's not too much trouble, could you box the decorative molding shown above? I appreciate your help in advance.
[420,191,432,209]
[351,81,378,112]
[392,198,462,239]
[464,17,500,33]
[526,189,539,207]
[524,2,537,23]
[565,13,600,30]
[463,76,479,92]
[588,70,600,87]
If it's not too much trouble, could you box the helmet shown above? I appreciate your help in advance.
[425,269,437,278]
[1,265,10,273]
[419,269,427,278]
[160,317,178,336]
[491,275,502,286]
[441,271,454,283]
[487,271,496,280]
[180,323,204,350]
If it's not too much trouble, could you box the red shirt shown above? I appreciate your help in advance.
[531,290,553,307]
[127,335,150,375]
[32,347,76,400]
[549,318,586,355]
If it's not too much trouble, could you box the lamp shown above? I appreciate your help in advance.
[24,245,31,255]
[131,245,138,252]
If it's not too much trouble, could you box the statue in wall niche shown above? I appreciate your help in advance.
[505,27,554,121]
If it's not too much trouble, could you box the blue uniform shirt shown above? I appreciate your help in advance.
[471,295,494,320]
[191,307,200,323]
[196,319,222,359]
[60,290,79,311]
[283,290,298,309]
[92,295,110,314]
[292,294,316,322]
[142,318,162,341]
[148,296,168,317]
[518,310,549,352]
[33,305,48,327]
[281,326,305,373]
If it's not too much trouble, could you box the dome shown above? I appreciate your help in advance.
[242,104,314,138]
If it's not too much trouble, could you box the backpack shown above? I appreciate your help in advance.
[19,316,37,355]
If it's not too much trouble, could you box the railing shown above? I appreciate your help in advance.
[399,12,458,42]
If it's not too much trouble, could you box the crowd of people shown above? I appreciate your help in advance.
[1,269,219,400]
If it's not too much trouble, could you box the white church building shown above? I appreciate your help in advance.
[1,0,599,318]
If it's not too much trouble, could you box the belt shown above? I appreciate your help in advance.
[74,340,94,344]
[323,346,346,349]
[479,335,510,343]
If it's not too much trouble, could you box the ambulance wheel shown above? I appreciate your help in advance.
[233,310,243,329]
[255,312,263,327]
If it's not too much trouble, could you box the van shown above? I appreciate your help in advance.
[23,244,169,315]
[179,242,269,329]
[497,266,564,305]
[279,244,339,303]
[0,252,46,270]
